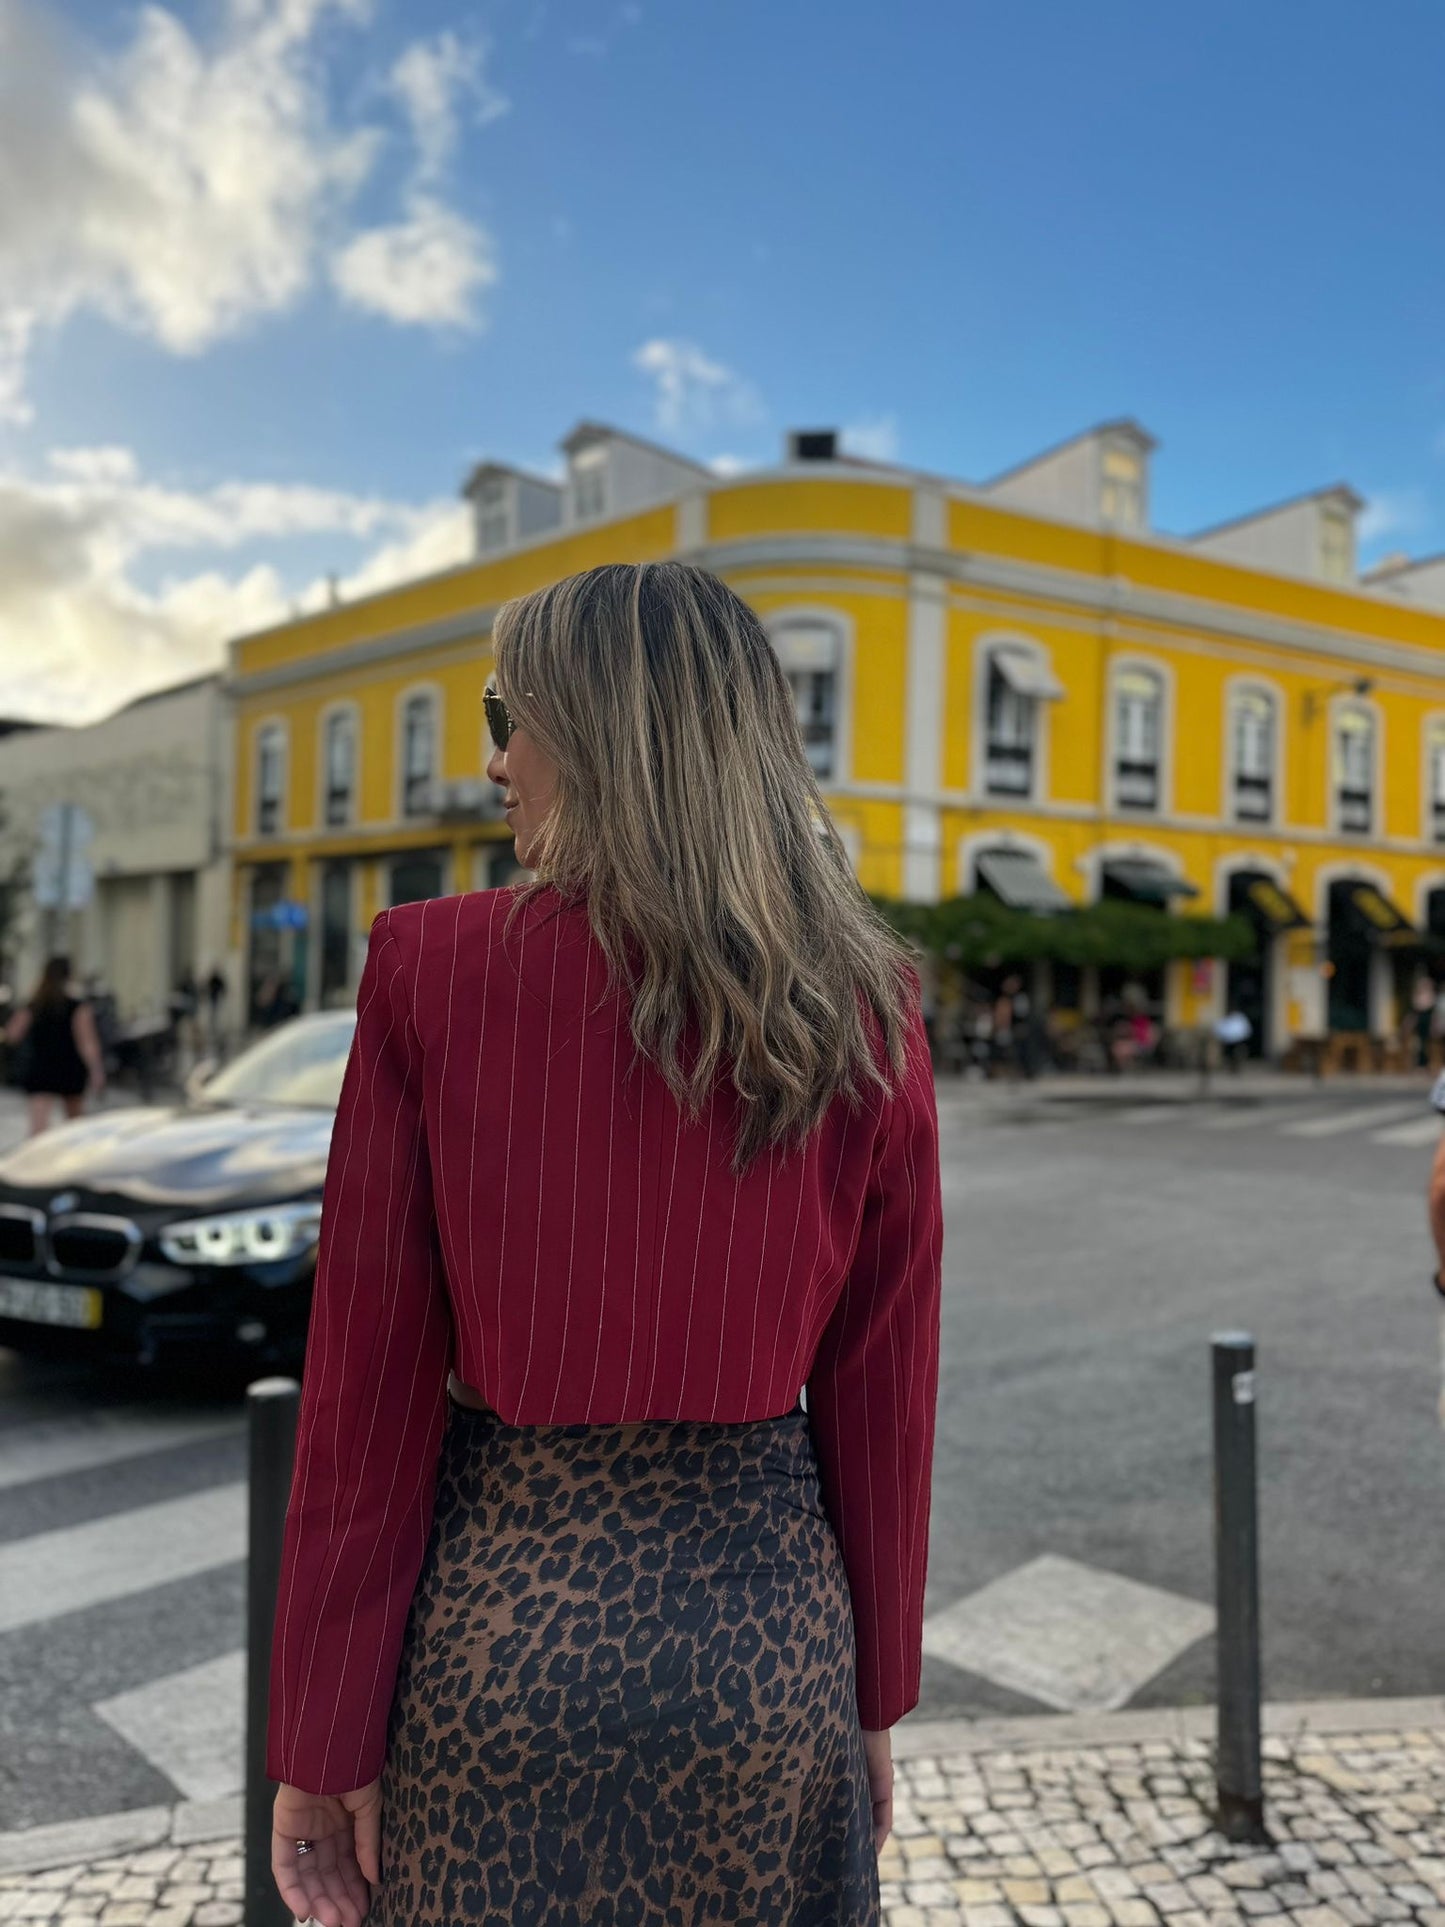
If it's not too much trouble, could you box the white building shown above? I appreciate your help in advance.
[0,675,235,1028]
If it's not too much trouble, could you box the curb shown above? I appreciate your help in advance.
[4,1695,1443,1878]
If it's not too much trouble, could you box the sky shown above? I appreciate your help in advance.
[4,0,1445,723]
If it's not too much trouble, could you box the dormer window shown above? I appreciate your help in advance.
[1100,445,1143,530]
[473,479,510,554]
[572,450,607,521]
[1320,508,1353,583]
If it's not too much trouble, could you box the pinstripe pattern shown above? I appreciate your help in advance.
[267,883,943,1796]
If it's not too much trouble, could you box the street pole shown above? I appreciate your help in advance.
[245,1376,301,1927]
[1211,1331,1267,1844]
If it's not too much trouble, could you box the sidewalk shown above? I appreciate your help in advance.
[1,1697,1441,1925]
[936,1064,1444,1107]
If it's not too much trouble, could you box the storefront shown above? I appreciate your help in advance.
[1225,872,1312,1058]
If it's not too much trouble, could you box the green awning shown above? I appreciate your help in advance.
[976,849,1073,914]
[1103,858,1201,905]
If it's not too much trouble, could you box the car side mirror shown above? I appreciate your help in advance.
[184,1057,218,1102]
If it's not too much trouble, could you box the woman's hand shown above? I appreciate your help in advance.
[860,1726,893,1854]
[271,1778,381,1927]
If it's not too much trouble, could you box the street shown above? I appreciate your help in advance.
[0,1080,1442,1838]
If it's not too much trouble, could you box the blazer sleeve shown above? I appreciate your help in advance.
[805,996,943,1729]
[266,909,454,1795]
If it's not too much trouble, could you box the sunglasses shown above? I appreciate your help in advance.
[483,679,523,752]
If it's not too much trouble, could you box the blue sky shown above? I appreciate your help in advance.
[3,0,1444,719]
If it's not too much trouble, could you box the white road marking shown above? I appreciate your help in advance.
[0,1484,246,1636]
[0,1410,242,1494]
[921,1552,1215,1714]
[1195,1103,1328,1132]
[1370,1114,1445,1147]
[1279,1103,1424,1138]
[93,1650,244,1801]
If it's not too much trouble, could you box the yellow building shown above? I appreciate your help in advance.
[227,417,1445,1062]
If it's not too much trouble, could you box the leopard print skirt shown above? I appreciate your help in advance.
[374,1389,880,1926]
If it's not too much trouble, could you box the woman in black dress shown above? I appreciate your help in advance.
[4,954,106,1137]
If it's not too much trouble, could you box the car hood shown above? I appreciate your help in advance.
[0,1101,335,1210]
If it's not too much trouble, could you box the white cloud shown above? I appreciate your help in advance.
[331,195,497,327]
[841,414,901,464]
[0,0,502,417]
[708,453,749,477]
[389,30,508,182]
[0,446,472,723]
[632,338,765,438]
[1358,488,1430,546]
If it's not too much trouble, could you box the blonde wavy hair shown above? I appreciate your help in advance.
[492,560,921,1175]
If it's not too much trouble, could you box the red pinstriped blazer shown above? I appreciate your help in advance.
[266,882,943,1795]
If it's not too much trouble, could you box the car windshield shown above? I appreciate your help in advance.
[200,1013,356,1109]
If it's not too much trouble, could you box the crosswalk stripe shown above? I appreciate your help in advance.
[1195,1103,1330,1132]
[1278,1102,1424,1138]
[0,1484,246,1636]
[93,1649,244,1802]
[1370,1115,1445,1147]
[0,1410,242,1494]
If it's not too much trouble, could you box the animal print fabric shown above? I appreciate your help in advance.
[372,1390,881,1925]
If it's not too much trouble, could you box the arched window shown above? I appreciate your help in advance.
[323,709,356,827]
[1427,720,1445,844]
[1114,667,1162,811]
[401,692,437,817]
[1230,688,1275,822]
[256,723,285,835]
[770,618,842,780]
[982,643,1060,797]
[1334,708,1373,834]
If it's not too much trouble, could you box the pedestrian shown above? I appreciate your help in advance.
[1422,1067,1445,1427]
[203,964,227,1056]
[2,954,106,1137]
[1412,975,1436,1071]
[1215,1007,1252,1072]
[267,561,944,1927]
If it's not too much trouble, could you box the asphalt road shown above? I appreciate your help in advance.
[0,1078,1442,1833]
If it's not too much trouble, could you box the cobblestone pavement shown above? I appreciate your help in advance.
[0,1709,1441,1926]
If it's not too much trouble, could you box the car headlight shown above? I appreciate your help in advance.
[158,1201,324,1267]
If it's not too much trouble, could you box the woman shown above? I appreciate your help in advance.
[4,954,106,1136]
[268,562,943,1927]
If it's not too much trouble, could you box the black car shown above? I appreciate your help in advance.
[0,1011,356,1375]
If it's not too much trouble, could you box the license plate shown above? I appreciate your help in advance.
[0,1276,103,1330]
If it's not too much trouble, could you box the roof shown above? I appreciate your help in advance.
[460,460,563,499]
[1362,549,1445,582]
[983,417,1158,490]
[1189,482,1366,543]
[557,419,713,475]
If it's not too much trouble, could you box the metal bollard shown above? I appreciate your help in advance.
[1211,1331,1267,1843]
[245,1376,301,1927]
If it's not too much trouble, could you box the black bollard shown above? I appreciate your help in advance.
[245,1376,301,1927]
[1211,1331,1267,1843]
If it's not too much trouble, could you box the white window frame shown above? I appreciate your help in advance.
[571,446,608,521]
[1330,698,1378,838]
[1424,713,1445,846]
[319,702,359,830]
[254,720,287,837]
[1225,680,1282,829]
[765,608,853,787]
[969,632,1060,807]
[396,685,443,820]
[1107,659,1171,816]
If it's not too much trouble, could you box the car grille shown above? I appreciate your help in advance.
[47,1216,142,1280]
[0,1207,42,1266]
